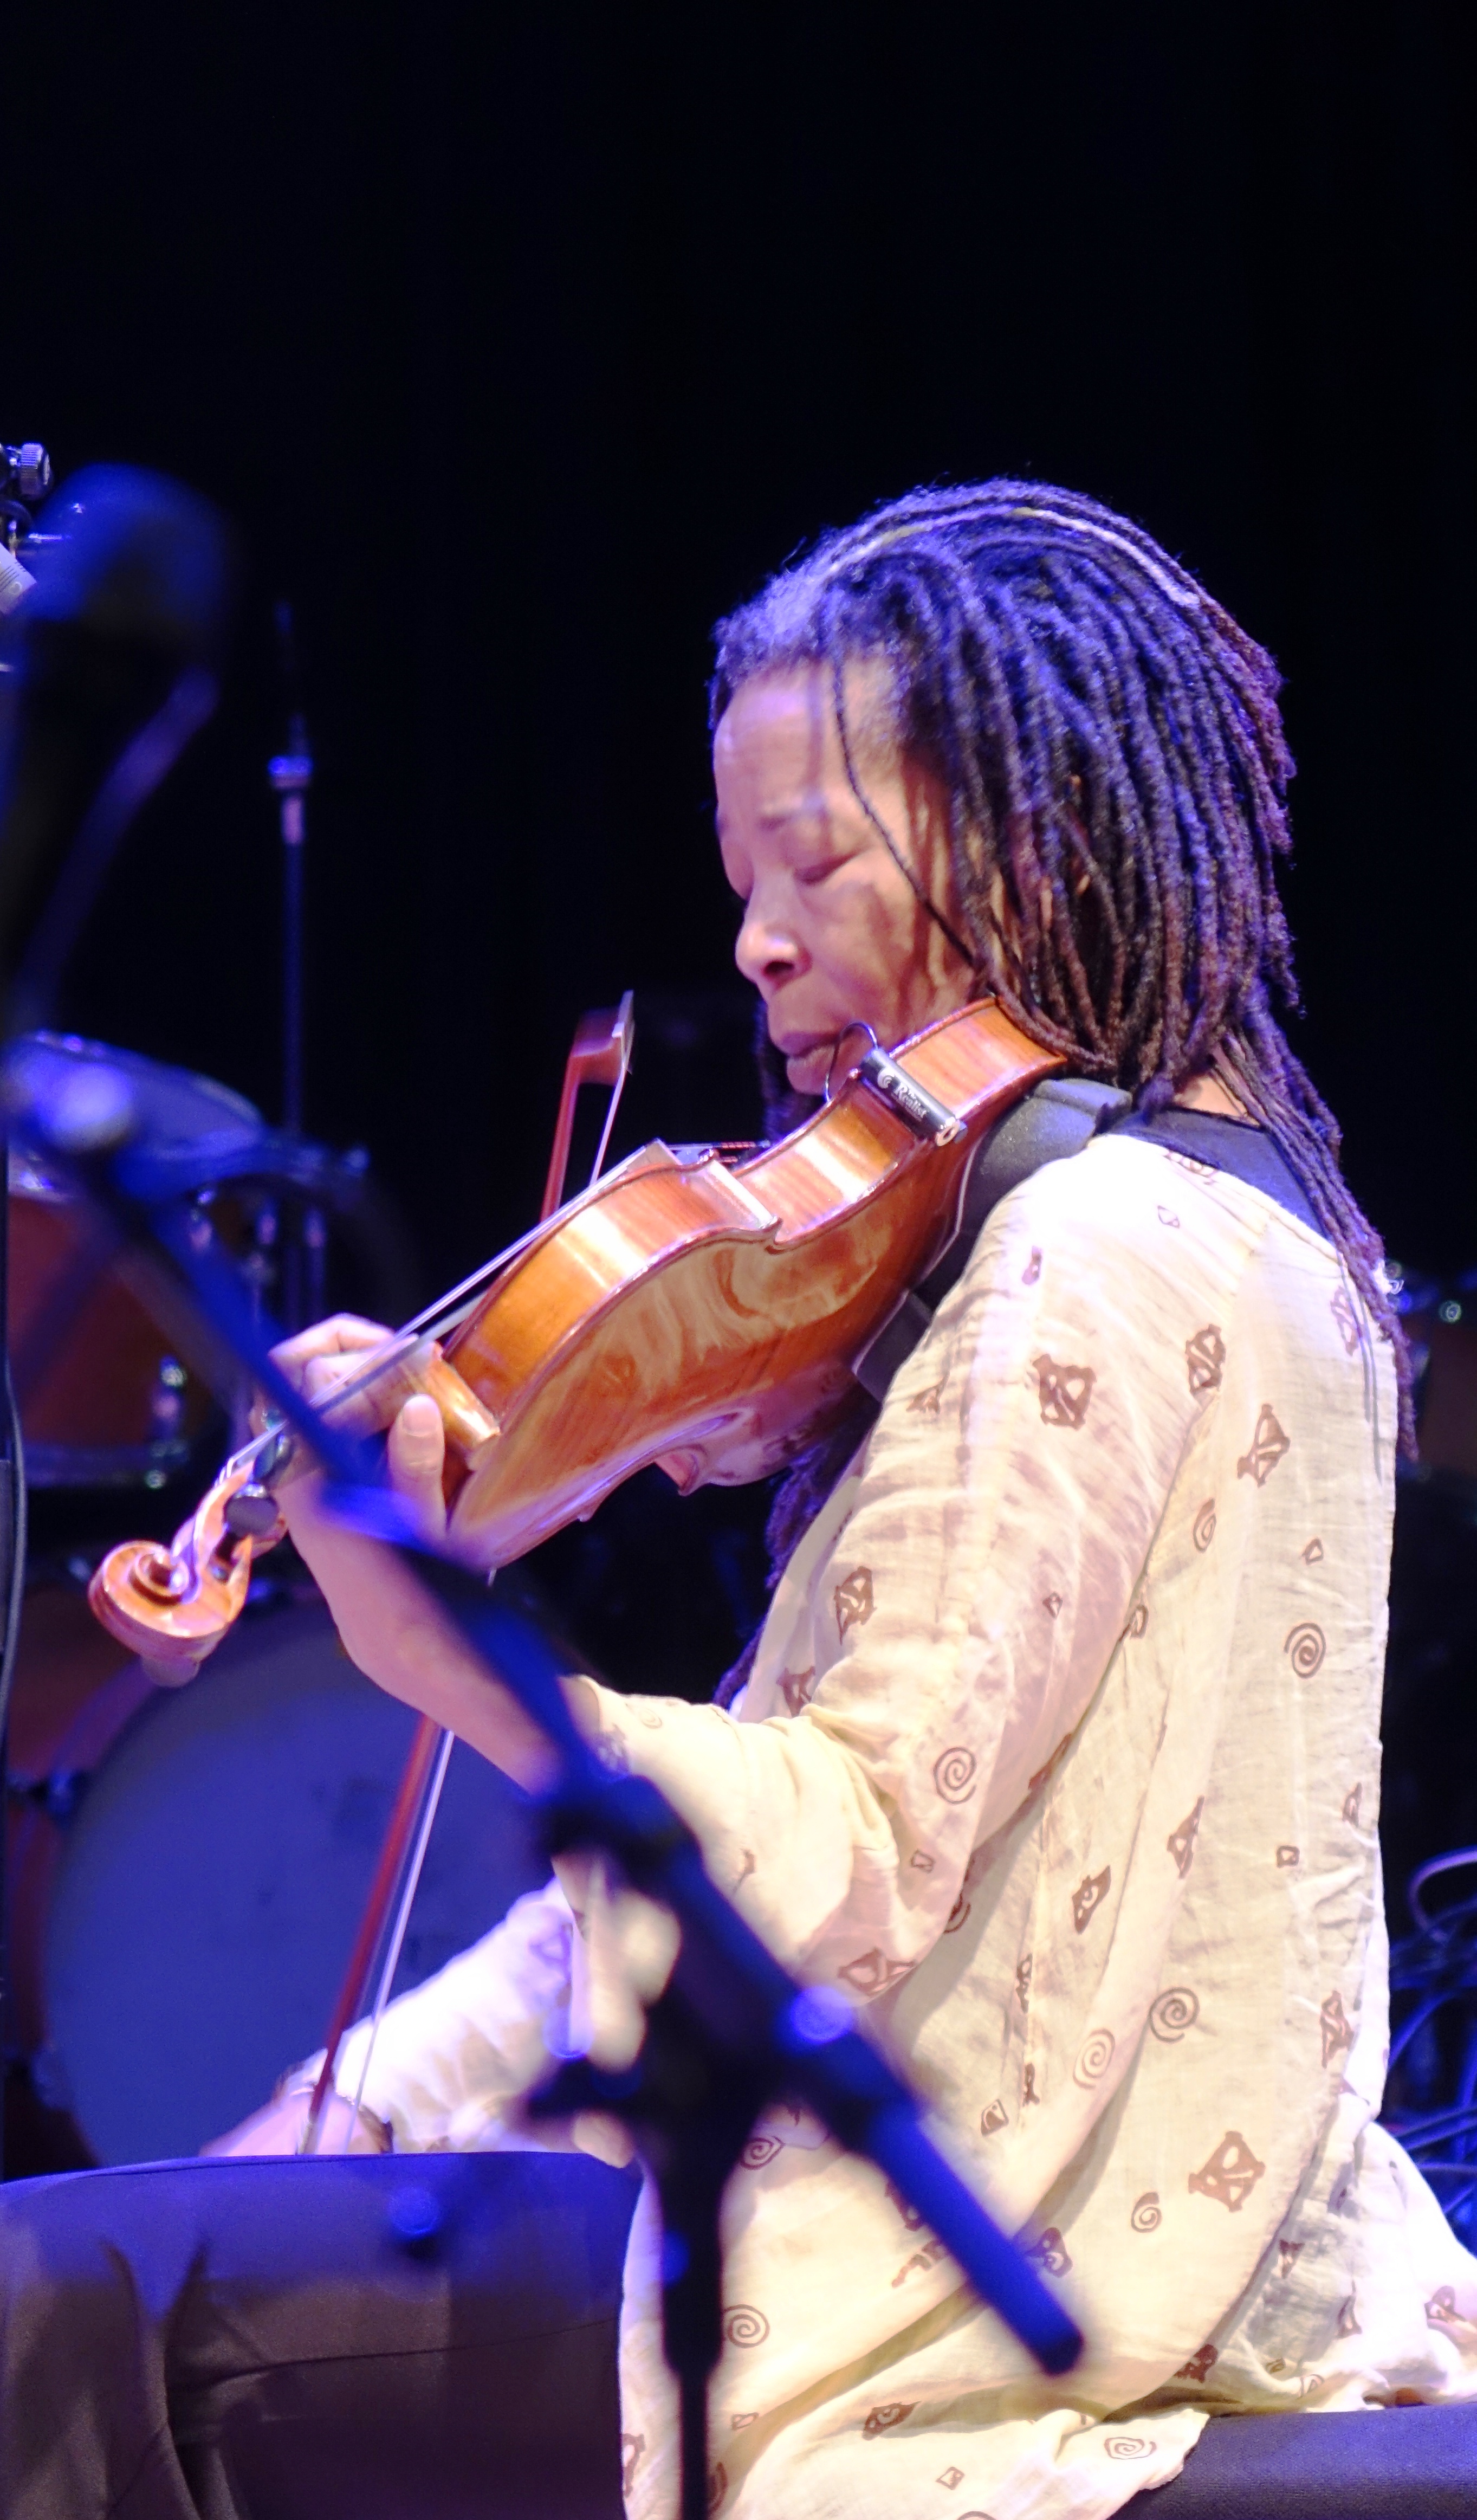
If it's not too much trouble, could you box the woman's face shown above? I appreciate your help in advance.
[715,662,973,1099]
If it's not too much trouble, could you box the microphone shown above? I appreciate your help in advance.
[0,464,235,1033]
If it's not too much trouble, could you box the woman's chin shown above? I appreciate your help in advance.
[785,1048,833,1097]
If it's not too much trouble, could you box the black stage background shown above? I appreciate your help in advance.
[9,7,1472,1278]
[4,7,1476,2160]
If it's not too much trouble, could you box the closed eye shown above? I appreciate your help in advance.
[795,854,854,888]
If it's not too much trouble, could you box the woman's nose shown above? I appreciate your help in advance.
[735,895,801,989]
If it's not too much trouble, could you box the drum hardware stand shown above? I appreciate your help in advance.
[267,598,322,1333]
[2,1043,1083,2516]
[0,1160,27,2186]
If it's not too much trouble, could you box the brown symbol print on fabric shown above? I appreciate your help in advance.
[1033,1354,1096,1429]
[1042,1591,1063,1619]
[1277,1845,1300,1868]
[1331,1285,1363,1356]
[1022,2227,1072,2277]
[834,1567,874,1639]
[1015,1955,1033,2012]
[1105,2437,1156,2460]
[1168,1799,1204,1878]
[934,1746,978,1804]
[1193,1499,1217,1552]
[1320,1992,1353,2069]
[1150,1987,1200,2043]
[1131,2192,1162,2232]
[1238,1403,1290,1485]
[1022,2062,1041,2105]
[1285,1623,1326,1677]
[1186,1325,1226,1394]
[707,2462,727,2515]
[981,2098,1008,2136]
[1426,2288,1462,2329]
[937,2469,965,2491]
[886,2180,925,2231]
[909,1849,936,1873]
[1029,1735,1072,1794]
[838,1949,914,1996]
[1278,2240,1303,2278]
[892,2239,947,2287]
[863,2403,915,2439]
[1072,1867,1111,1931]
[1343,1783,1362,1826]
[1175,2343,1219,2383]
[1189,2130,1266,2212]
[730,2413,757,2430]
[621,2435,646,2492]
[740,2135,783,2170]
[908,1382,944,1416]
[731,1850,755,1892]
[1022,1246,1043,1285]
[944,1893,971,1934]
[780,1667,817,1715]
[1302,1536,1325,1565]
[1073,2027,1115,2087]
[1337,2293,1362,2338]
[1125,1599,1149,1640]
[722,2306,769,2348]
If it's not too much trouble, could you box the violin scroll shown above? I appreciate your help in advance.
[88,1451,286,1679]
[88,1333,502,1677]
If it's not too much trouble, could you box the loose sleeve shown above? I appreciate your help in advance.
[579,1152,1252,1993]
[325,1873,575,2149]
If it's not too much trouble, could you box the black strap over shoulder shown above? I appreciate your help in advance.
[853,1075,1320,1405]
[1107,1103,1321,1235]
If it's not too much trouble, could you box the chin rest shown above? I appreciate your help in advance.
[1122,2401,1477,2519]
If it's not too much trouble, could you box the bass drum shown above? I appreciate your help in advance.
[7,1595,550,2166]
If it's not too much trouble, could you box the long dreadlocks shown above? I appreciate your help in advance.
[711,480,1404,1702]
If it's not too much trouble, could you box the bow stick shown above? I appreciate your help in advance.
[299,993,635,2153]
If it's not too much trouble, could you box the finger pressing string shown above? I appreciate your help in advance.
[387,1394,448,1537]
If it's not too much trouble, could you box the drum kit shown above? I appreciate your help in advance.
[1,444,546,2172]
[0,1036,542,2172]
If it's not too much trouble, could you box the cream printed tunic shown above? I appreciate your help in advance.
[335,1133,1477,2518]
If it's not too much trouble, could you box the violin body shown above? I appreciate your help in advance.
[90,999,1061,1669]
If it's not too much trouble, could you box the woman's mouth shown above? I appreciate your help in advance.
[778,1033,837,1095]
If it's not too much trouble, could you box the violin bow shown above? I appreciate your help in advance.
[299,994,635,2153]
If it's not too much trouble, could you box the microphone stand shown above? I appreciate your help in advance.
[2,1041,1084,2517]
[0,444,49,2180]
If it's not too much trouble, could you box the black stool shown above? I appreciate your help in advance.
[1123,2401,1477,2519]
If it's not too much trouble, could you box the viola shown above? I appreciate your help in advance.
[89,997,1061,1673]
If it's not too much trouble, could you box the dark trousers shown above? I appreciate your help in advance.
[0,2150,636,2520]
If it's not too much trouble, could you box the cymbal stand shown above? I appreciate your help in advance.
[268,599,321,1331]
